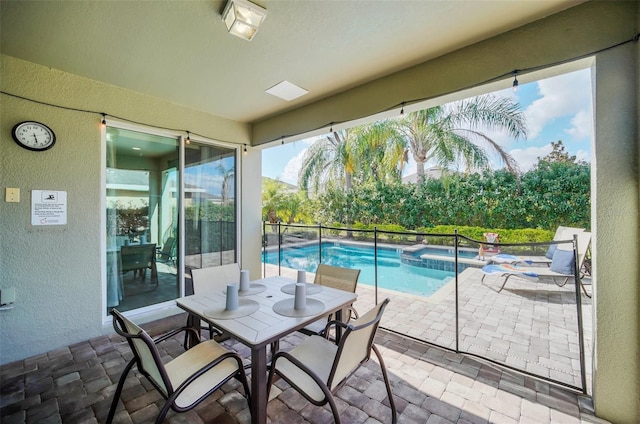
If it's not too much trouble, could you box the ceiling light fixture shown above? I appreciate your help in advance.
[222,0,267,41]
[512,71,519,92]
[265,80,308,101]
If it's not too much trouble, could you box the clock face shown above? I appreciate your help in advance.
[12,121,56,151]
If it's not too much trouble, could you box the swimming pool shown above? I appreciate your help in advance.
[263,242,470,297]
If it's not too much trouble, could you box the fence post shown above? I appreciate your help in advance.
[454,229,459,353]
[573,233,587,393]
[318,223,322,264]
[374,227,378,305]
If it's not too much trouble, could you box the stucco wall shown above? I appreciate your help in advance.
[0,54,257,364]
[591,44,639,423]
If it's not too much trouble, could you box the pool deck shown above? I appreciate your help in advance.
[268,263,593,393]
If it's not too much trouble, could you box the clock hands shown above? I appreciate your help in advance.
[32,133,39,144]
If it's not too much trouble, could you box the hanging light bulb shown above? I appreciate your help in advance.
[512,71,519,93]
[281,136,284,145]
[186,131,191,144]
[243,144,248,155]
[100,114,107,128]
[329,122,333,133]
[400,102,405,115]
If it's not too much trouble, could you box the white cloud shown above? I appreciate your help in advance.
[565,108,593,140]
[280,148,308,185]
[524,69,592,139]
[575,149,590,163]
[509,144,553,171]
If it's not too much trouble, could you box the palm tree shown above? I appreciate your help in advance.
[262,178,286,223]
[281,191,311,224]
[398,94,527,183]
[299,123,407,194]
[217,164,234,206]
[298,129,357,195]
[351,120,407,184]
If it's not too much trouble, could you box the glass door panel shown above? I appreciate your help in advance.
[183,141,237,294]
[105,127,179,313]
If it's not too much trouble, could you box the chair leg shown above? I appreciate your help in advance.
[105,358,136,424]
[156,399,173,424]
[372,344,397,424]
[325,391,342,424]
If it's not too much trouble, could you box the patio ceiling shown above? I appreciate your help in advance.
[0,1,583,124]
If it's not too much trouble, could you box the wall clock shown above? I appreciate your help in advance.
[11,121,56,151]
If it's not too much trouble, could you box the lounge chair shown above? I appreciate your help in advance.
[489,226,584,266]
[481,231,591,297]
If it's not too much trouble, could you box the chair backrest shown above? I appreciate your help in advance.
[159,237,175,257]
[574,231,591,266]
[120,244,156,272]
[553,226,584,241]
[191,263,241,294]
[314,264,360,293]
[110,309,171,396]
[327,298,389,390]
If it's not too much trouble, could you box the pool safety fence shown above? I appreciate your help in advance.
[261,222,588,394]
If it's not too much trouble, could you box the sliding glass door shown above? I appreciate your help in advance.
[104,125,237,314]
[183,141,237,294]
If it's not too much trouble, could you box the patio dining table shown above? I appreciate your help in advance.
[175,275,358,424]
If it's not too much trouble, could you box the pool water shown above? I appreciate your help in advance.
[263,243,460,297]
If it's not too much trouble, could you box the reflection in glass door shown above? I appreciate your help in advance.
[183,141,237,294]
[105,127,179,313]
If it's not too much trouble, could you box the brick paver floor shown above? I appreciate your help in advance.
[1,266,603,424]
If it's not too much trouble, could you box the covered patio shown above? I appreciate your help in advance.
[1,2,639,423]
[1,267,603,423]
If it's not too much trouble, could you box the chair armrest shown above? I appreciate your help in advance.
[322,319,350,339]
[347,306,359,320]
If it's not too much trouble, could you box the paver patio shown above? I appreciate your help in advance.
[1,266,601,424]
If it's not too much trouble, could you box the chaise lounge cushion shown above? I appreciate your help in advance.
[550,249,575,275]
[545,243,557,259]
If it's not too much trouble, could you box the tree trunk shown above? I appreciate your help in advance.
[416,159,426,184]
[345,172,354,239]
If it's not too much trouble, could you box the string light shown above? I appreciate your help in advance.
[281,136,284,145]
[185,131,191,144]
[243,144,248,155]
[400,102,405,115]
[329,122,333,133]
[101,113,107,127]
[2,31,638,147]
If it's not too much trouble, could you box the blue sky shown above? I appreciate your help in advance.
[262,68,593,186]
